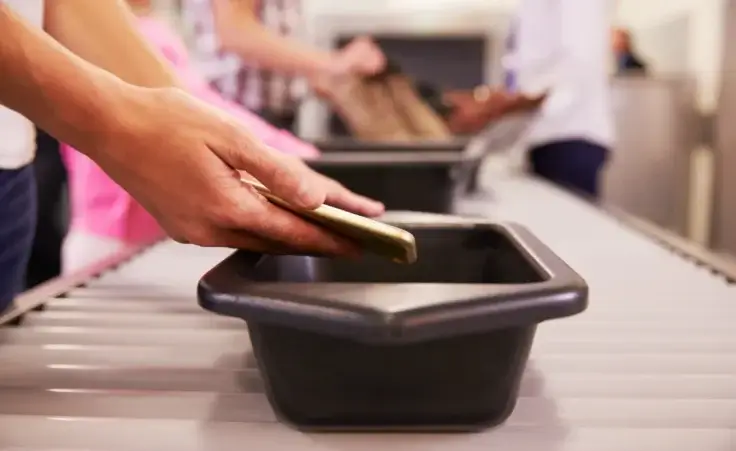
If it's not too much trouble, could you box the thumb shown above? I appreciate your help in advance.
[213,122,326,209]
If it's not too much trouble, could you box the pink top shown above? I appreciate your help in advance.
[62,16,320,244]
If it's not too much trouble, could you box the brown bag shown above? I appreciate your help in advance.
[359,80,416,142]
[383,74,452,140]
[318,72,451,142]
[314,75,411,142]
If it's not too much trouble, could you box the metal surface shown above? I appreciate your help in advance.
[605,76,699,237]
[1,174,735,449]
[712,0,736,258]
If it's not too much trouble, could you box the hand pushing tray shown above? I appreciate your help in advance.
[197,216,588,432]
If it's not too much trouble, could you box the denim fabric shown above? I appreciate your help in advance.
[0,164,37,313]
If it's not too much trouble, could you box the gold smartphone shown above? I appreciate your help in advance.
[243,179,417,264]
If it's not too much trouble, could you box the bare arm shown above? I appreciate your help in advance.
[44,0,178,87]
[211,0,333,77]
[0,3,144,154]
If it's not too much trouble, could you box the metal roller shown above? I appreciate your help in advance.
[0,174,734,450]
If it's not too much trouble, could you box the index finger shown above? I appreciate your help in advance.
[237,189,363,257]
[210,113,327,210]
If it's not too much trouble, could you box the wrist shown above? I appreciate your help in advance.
[66,74,152,160]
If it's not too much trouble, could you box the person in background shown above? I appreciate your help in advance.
[0,0,384,319]
[511,0,615,199]
[612,27,648,75]
[450,0,613,199]
[505,0,615,200]
[180,0,386,131]
[445,0,614,200]
[61,1,322,273]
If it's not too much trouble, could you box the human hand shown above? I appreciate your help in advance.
[329,36,386,77]
[445,87,545,134]
[84,86,384,256]
[443,90,475,107]
[446,99,491,134]
[445,87,511,134]
[506,91,547,113]
[239,155,385,218]
[309,37,385,100]
[311,167,385,217]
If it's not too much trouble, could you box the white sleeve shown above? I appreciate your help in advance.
[513,0,611,95]
[558,0,612,68]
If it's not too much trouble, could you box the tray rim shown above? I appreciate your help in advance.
[306,150,478,167]
[197,219,588,344]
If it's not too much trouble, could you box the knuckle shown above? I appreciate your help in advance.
[186,227,219,248]
[227,126,259,162]
[324,177,344,191]
[166,222,218,248]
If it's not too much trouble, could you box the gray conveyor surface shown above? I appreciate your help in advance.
[1,174,735,450]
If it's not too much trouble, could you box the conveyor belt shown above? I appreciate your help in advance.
[1,174,735,450]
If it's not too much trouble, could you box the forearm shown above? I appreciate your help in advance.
[45,0,179,88]
[0,5,140,154]
[212,0,332,76]
[221,23,333,76]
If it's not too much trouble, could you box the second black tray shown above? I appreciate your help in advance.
[311,137,469,153]
[306,151,479,213]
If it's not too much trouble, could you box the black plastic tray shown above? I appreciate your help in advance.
[306,151,479,213]
[198,218,588,432]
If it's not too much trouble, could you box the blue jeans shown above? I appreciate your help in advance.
[0,165,37,314]
[528,139,610,200]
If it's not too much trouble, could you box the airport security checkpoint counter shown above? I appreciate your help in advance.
[0,172,735,450]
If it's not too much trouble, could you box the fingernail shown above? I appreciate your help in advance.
[369,201,386,216]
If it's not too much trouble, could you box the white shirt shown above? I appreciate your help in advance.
[504,0,615,148]
[0,0,45,169]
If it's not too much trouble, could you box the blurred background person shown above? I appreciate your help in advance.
[503,0,615,200]
[441,0,614,200]
[62,0,323,273]
[612,27,648,75]
[179,0,386,131]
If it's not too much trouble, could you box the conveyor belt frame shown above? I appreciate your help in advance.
[2,194,734,328]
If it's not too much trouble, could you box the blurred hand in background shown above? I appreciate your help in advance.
[445,86,546,134]
[329,36,387,77]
